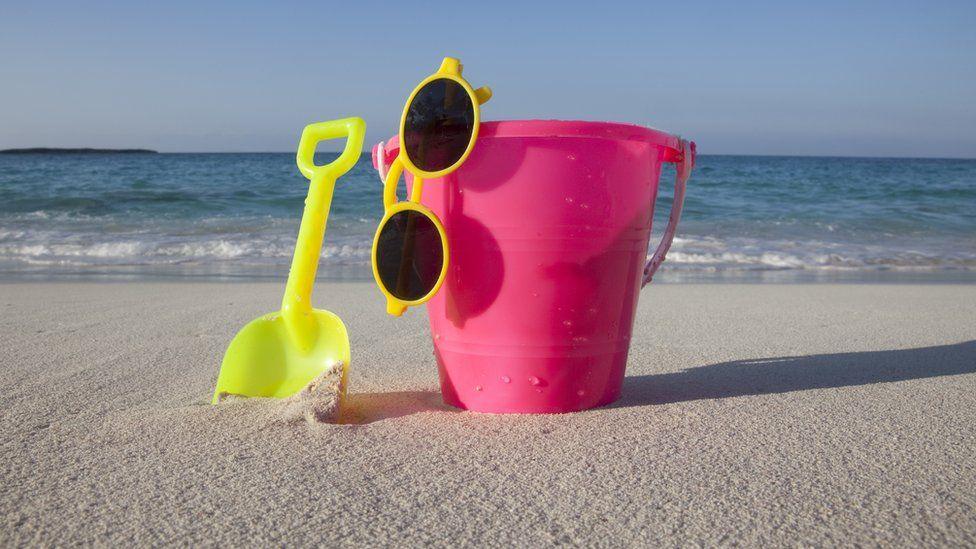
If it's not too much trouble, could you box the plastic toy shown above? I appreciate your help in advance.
[212,117,364,403]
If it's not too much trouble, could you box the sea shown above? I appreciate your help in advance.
[0,152,973,282]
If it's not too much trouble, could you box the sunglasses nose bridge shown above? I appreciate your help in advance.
[382,158,405,209]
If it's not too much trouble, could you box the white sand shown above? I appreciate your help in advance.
[1,282,975,546]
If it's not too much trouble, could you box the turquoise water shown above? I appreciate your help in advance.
[0,152,973,281]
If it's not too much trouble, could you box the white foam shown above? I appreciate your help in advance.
[156,240,255,259]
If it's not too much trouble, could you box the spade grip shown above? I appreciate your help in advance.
[296,117,366,181]
[283,117,366,352]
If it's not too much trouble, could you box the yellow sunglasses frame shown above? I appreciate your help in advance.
[371,57,491,317]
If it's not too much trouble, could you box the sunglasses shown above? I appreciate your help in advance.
[372,58,491,316]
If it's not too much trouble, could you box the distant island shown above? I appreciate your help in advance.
[0,148,158,154]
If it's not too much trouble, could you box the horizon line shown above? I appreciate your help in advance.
[2,148,974,161]
[148,151,976,161]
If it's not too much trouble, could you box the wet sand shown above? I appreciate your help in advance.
[1,282,975,546]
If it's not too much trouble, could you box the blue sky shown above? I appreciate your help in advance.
[1,1,974,157]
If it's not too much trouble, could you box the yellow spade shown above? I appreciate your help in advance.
[212,117,365,404]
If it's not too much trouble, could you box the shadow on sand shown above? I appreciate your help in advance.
[337,341,976,422]
[615,340,976,408]
[341,390,449,424]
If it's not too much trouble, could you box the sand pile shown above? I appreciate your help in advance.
[216,361,346,424]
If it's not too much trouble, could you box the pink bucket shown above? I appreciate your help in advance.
[373,120,695,413]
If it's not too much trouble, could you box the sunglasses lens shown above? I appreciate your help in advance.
[376,210,445,302]
[403,78,475,173]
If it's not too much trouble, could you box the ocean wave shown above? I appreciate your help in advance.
[1,232,972,275]
[659,247,976,271]
[666,251,812,268]
[154,241,281,259]
[0,237,375,268]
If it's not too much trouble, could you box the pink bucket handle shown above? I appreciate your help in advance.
[372,138,400,183]
[641,139,695,287]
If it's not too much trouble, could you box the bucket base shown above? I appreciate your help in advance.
[440,388,621,414]
[434,346,628,414]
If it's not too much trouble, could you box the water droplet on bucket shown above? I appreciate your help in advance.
[433,333,441,340]
[474,385,483,392]
[567,154,576,160]
[565,197,574,204]
[531,292,539,298]
[580,203,589,210]
[528,376,541,386]
[563,320,573,327]
[577,389,586,396]
[500,375,511,384]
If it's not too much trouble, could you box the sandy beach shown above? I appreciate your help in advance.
[1,282,974,546]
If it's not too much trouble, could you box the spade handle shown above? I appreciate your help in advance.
[282,117,365,351]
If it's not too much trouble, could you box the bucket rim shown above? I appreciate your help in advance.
[478,119,682,153]
[373,120,687,171]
